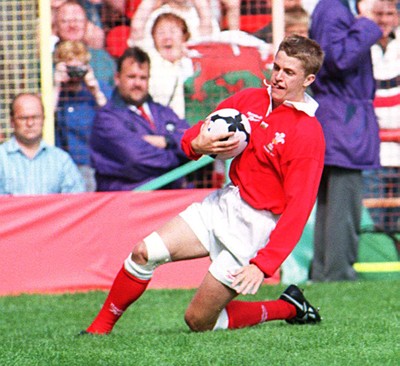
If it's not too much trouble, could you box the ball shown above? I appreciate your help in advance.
[206,108,251,160]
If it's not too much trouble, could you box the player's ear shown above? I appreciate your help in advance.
[303,74,315,88]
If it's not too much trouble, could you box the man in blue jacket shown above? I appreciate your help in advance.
[309,0,383,281]
[90,47,190,191]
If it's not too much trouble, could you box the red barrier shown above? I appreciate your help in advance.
[0,190,279,296]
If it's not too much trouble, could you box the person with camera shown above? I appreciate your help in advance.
[54,40,112,191]
[54,0,116,87]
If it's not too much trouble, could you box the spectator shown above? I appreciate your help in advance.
[302,0,319,15]
[53,40,112,192]
[309,0,383,282]
[90,46,190,191]
[253,0,304,42]
[0,93,85,195]
[78,0,104,30]
[51,0,105,50]
[104,0,127,16]
[54,0,116,86]
[128,0,221,50]
[147,12,194,119]
[284,6,310,38]
[363,0,400,233]
[219,0,241,30]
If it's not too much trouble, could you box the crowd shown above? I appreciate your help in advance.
[0,0,399,286]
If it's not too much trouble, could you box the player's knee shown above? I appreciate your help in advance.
[124,243,153,280]
[184,309,202,332]
[184,309,213,332]
[131,241,148,265]
[131,232,171,266]
[125,232,172,281]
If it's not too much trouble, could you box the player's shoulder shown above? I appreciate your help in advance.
[275,106,323,139]
[293,115,325,149]
[295,112,323,134]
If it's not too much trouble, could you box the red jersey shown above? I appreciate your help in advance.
[181,87,325,277]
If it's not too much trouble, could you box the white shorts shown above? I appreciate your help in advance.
[179,185,279,289]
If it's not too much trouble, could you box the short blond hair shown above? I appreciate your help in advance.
[53,40,91,64]
[278,35,324,76]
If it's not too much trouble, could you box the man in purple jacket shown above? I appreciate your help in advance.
[90,47,190,191]
[309,0,383,281]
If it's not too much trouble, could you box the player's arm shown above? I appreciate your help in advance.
[251,157,323,278]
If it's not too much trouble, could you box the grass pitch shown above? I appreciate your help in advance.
[0,280,399,366]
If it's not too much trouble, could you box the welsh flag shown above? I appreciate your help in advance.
[184,40,272,125]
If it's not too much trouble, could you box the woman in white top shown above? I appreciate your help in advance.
[128,0,221,50]
[147,12,195,119]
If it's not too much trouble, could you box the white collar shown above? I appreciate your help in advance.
[264,81,319,117]
[283,94,319,117]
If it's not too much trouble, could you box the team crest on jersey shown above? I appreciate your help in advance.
[264,132,286,156]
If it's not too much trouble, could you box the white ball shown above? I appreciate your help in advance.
[206,108,251,160]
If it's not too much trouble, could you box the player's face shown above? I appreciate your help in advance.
[270,50,315,106]
[115,58,150,106]
[56,4,87,42]
[372,1,398,39]
[153,19,186,63]
[12,95,44,146]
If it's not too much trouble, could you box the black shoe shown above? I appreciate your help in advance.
[280,284,321,325]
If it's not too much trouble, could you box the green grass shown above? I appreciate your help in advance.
[0,280,399,366]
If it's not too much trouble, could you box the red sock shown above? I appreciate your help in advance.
[226,299,297,329]
[86,266,150,334]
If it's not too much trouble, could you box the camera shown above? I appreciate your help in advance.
[66,65,88,79]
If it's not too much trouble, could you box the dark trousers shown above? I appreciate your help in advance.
[311,166,362,282]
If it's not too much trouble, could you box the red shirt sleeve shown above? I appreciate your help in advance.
[181,122,203,160]
[250,156,323,277]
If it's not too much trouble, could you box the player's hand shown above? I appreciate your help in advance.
[231,264,265,295]
[191,119,240,156]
